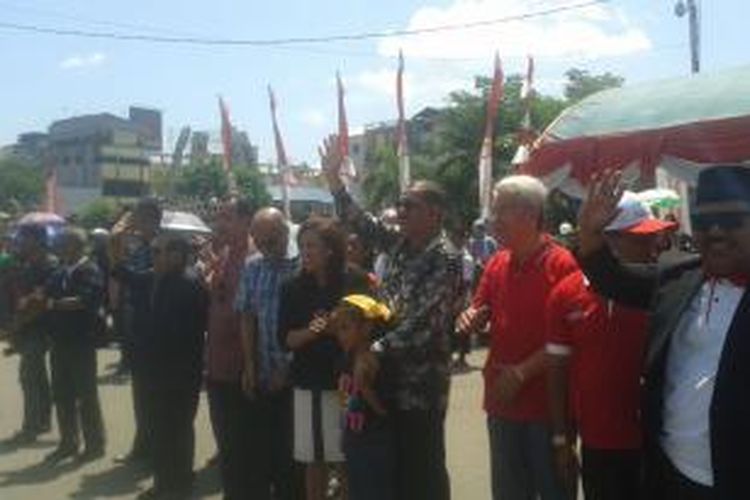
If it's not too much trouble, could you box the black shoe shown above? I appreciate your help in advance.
[77,447,105,463]
[4,430,38,445]
[44,445,78,464]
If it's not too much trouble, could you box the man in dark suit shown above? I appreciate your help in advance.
[577,165,750,500]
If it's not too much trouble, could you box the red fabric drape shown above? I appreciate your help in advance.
[523,115,750,185]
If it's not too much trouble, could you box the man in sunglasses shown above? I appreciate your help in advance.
[577,165,750,500]
[320,135,462,500]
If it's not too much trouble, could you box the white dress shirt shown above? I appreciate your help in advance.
[661,279,744,486]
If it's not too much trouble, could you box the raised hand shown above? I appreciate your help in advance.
[577,169,625,256]
[318,134,344,192]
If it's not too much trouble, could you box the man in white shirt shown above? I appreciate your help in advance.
[577,165,750,500]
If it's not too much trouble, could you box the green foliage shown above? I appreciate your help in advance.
[76,198,121,230]
[0,158,44,212]
[564,68,625,103]
[235,165,272,207]
[175,160,229,199]
[173,157,271,207]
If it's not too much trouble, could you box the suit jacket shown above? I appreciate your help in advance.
[580,246,750,500]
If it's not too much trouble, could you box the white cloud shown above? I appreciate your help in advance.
[378,0,651,61]
[349,0,652,115]
[300,108,327,128]
[60,52,107,70]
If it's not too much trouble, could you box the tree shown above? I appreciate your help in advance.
[76,198,121,230]
[564,68,625,103]
[0,158,44,213]
[363,73,568,226]
[235,165,272,208]
[174,161,229,200]
[174,158,271,207]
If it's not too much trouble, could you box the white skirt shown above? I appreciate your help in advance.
[293,388,344,463]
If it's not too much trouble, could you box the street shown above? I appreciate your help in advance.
[0,348,491,499]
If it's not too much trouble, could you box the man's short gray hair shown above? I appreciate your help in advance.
[492,175,549,212]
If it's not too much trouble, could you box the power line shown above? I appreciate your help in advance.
[0,0,609,47]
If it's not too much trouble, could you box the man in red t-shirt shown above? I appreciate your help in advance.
[546,192,677,500]
[458,175,578,500]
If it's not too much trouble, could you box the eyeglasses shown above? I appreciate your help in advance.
[691,212,750,232]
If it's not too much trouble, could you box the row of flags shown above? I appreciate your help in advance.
[42,53,535,218]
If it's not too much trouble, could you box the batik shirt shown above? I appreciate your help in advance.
[234,254,297,392]
[334,188,463,411]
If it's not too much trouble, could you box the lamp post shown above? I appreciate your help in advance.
[674,0,700,74]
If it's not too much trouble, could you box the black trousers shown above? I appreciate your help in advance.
[18,339,51,434]
[149,371,201,494]
[130,357,154,458]
[207,380,253,500]
[644,447,713,500]
[392,409,450,500]
[244,389,297,500]
[50,341,105,451]
[581,447,642,500]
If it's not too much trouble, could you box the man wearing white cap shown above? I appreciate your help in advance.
[578,166,750,499]
[546,193,676,500]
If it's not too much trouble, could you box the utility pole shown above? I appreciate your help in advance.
[675,0,700,73]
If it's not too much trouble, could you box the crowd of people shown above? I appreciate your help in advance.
[0,143,748,500]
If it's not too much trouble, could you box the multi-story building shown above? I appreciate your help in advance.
[348,106,443,177]
[46,106,162,212]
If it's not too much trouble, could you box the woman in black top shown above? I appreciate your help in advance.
[279,216,368,500]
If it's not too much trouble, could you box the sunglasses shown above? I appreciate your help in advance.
[691,212,750,232]
[396,197,425,212]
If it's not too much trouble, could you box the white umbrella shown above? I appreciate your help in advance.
[160,210,211,235]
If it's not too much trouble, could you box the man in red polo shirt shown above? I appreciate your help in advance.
[546,192,677,500]
[458,175,578,500]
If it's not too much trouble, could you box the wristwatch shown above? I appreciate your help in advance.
[552,433,569,448]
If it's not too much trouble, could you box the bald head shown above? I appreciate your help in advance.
[251,207,289,259]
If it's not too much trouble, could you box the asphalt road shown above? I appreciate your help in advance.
[0,348,492,500]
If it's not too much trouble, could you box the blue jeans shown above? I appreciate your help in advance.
[487,417,567,500]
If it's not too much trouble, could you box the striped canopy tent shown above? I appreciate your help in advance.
[522,65,750,199]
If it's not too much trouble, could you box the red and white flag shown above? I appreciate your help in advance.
[478,53,504,219]
[44,165,60,214]
[336,72,356,179]
[218,96,233,173]
[268,85,294,218]
[513,55,536,167]
[396,50,411,193]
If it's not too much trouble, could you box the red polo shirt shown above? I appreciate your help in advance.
[475,236,578,420]
[546,271,647,450]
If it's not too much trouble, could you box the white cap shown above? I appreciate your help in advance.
[604,191,677,235]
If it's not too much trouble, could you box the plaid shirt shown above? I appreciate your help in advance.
[334,188,463,411]
[234,254,297,392]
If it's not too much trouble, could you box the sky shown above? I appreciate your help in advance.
[1,0,749,166]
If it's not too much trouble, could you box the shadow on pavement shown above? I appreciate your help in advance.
[68,462,150,498]
[0,437,57,455]
[0,458,83,486]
